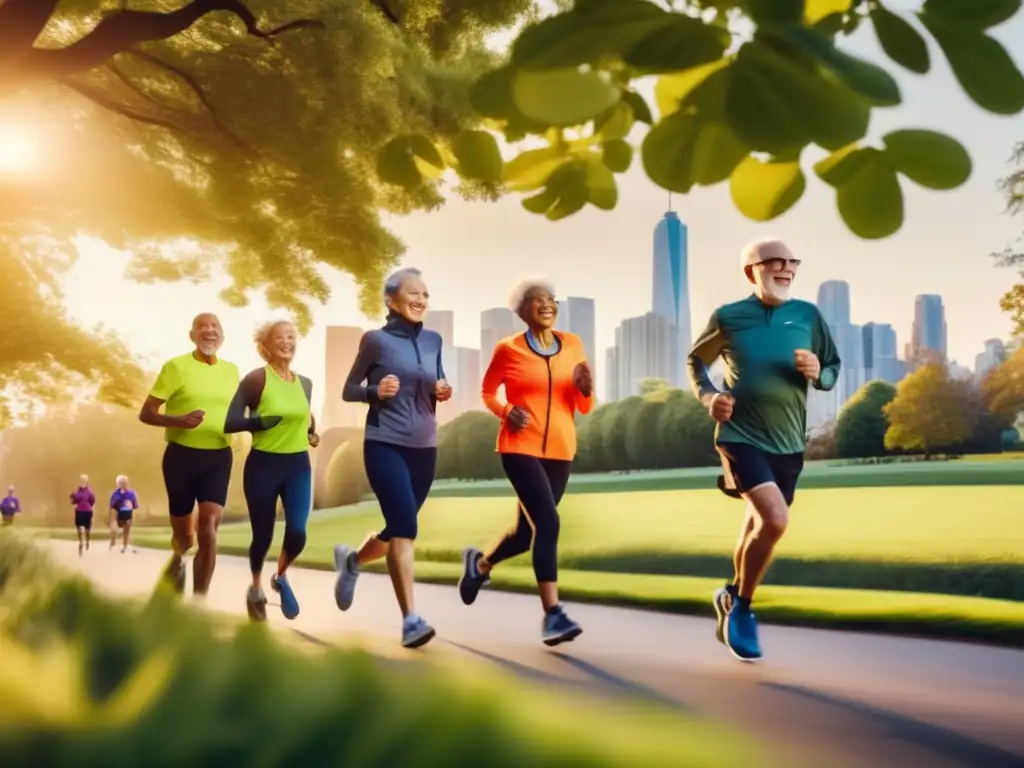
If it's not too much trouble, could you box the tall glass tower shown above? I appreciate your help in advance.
[652,211,690,384]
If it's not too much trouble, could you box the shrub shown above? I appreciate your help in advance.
[321,440,370,508]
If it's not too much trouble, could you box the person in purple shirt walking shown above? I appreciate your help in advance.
[1,486,20,526]
[70,474,96,556]
[109,475,139,554]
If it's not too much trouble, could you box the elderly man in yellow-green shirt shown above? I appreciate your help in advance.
[138,312,239,598]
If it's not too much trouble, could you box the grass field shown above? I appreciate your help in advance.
[427,456,1024,496]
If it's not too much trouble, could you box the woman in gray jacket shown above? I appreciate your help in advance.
[331,267,452,648]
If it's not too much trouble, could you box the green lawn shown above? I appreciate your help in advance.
[427,457,1024,496]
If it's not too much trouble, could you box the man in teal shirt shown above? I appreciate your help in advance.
[688,239,840,662]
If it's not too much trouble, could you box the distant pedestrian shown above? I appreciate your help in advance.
[1,486,20,526]
[70,475,96,556]
[109,475,139,553]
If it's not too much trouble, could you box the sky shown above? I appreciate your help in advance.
[44,9,1024,411]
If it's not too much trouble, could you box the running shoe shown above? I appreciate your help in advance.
[247,586,268,622]
[159,557,186,595]
[713,583,737,646]
[725,602,763,662]
[457,546,490,606]
[332,544,359,611]
[401,615,436,649]
[542,605,582,647]
[270,573,300,620]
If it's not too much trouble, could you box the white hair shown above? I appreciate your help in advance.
[509,278,556,317]
[383,268,424,307]
[740,238,792,270]
[116,475,128,486]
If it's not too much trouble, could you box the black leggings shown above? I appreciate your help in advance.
[363,440,437,541]
[486,454,572,583]
[243,449,312,574]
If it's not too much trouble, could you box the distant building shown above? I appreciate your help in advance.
[556,296,597,386]
[449,346,482,418]
[323,325,367,430]
[652,211,691,382]
[862,322,903,385]
[480,307,520,361]
[424,310,456,399]
[607,313,681,401]
[908,294,947,369]
[809,280,865,429]
[974,338,1006,378]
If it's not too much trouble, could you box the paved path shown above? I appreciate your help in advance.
[46,541,1024,768]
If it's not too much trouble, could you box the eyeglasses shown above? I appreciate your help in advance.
[755,257,801,270]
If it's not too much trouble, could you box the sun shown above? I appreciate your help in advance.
[0,125,42,175]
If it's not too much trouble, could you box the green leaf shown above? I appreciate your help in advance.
[641,112,747,193]
[833,148,905,239]
[920,18,1024,115]
[622,91,654,125]
[452,131,503,183]
[623,15,730,74]
[882,129,972,190]
[376,134,444,188]
[502,147,566,192]
[512,68,621,127]
[806,0,853,25]
[870,7,930,74]
[729,156,806,221]
[594,101,635,141]
[726,40,870,154]
[814,143,871,187]
[522,188,558,214]
[776,27,902,105]
[814,12,845,36]
[584,157,619,210]
[602,139,634,173]
[511,0,668,69]
[748,0,805,26]
[470,66,518,119]
[654,59,730,118]
[922,0,1021,29]
[543,162,590,220]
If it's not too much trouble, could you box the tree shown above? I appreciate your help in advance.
[601,395,643,470]
[657,389,717,468]
[435,411,502,480]
[626,394,669,469]
[834,380,897,458]
[884,363,971,456]
[379,0,1023,240]
[993,142,1024,333]
[805,421,838,461]
[638,377,670,396]
[982,344,1024,423]
[1,0,534,414]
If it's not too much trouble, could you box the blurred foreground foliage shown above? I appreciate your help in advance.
[0,533,767,767]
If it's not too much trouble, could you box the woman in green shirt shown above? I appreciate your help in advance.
[225,320,319,622]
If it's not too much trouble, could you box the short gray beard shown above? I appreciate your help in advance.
[197,341,221,356]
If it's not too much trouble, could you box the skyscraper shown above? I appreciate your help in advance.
[909,294,947,368]
[862,322,902,384]
[652,211,691,378]
[323,325,367,430]
[556,296,597,384]
[607,313,681,401]
[974,338,1006,377]
[480,307,520,360]
[424,310,455,391]
[450,346,482,416]
[809,280,865,429]
[817,279,852,329]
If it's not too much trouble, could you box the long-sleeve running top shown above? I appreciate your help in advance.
[482,330,593,460]
[342,312,445,449]
[687,294,841,454]
[70,487,95,512]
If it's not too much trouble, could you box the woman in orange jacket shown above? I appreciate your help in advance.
[458,279,594,646]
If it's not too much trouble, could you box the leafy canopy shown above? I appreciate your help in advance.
[884,363,971,454]
[378,0,1024,239]
[993,141,1024,335]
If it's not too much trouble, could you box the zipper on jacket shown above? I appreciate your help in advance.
[541,357,553,455]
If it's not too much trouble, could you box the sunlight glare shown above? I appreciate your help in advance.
[0,125,42,174]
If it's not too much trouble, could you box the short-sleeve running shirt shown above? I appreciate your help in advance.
[251,367,313,454]
[150,353,239,450]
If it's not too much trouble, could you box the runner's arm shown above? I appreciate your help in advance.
[572,338,595,415]
[687,311,726,406]
[812,311,842,391]
[298,375,316,435]
[481,343,513,420]
[224,368,281,433]
[342,333,382,403]
[139,361,189,428]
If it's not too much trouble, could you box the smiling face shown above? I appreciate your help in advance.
[117,477,129,490]
[520,285,557,330]
[190,313,224,356]
[263,322,298,364]
[79,475,88,487]
[745,241,800,305]
[388,275,429,324]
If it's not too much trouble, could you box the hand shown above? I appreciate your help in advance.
[308,432,320,448]
[794,349,821,382]
[573,362,593,397]
[435,378,453,402]
[708,393,735,423]
[506,405,530,433]
[378,374,400,399]
[177,410,205,429]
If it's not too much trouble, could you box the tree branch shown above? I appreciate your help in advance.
[0,0,60,61]
[12,0,324,83]
[57,77,188,132]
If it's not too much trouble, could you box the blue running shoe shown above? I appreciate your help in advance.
[270,574,300,620]
[713,583,738,646]
[542,605,582,647]
[333,544,360,611]
[725,602,763,662]
[458,546,489,606]
[402,615,436,649]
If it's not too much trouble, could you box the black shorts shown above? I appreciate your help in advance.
[74,511,94,530]
[117,509,134,524]
[162,442,233,518]
[1,515,13,526]
[717,441,804,507]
